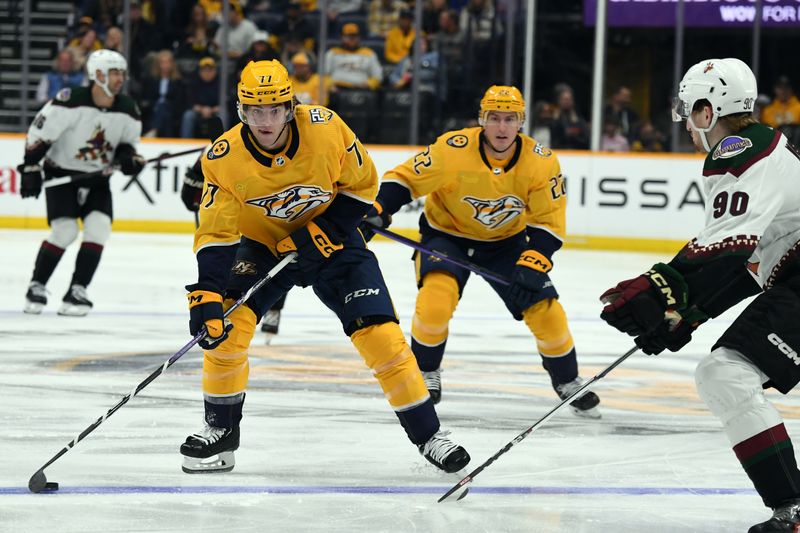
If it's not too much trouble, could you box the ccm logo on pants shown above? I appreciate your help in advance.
[768,333,800,365]
[345,288,380,303]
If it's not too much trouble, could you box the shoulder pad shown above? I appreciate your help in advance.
[113,94,142,120]
[51,85,91,107]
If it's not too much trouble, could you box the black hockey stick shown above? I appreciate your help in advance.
[42,146,207,190]
[370,226,511,286]
[438,344,639,503]
[27,252,297,494]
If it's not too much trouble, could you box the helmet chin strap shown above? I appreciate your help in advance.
[688,113,719,152]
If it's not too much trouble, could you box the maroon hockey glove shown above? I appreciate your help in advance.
[181,161,204,212]
[600,263,690,337]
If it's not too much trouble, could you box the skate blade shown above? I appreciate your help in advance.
[181,451,235,474]
[57,303,91,316]
[24,302,45,314]
[570,406,602,419]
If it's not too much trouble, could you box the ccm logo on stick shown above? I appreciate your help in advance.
[768,333,800,365]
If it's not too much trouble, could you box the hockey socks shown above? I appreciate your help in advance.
[31,241,65,285]
[541,349,579,389]
[71,242,103,287]
[734,423,800,507]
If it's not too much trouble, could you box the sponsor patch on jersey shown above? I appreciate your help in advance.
[55,88,71,102]
[446,134,468,148]
[712,135,753,160]
[462,195,525,229]
[309,107,333,124]
[245,185,332,221]
[207,139,230,160]
[533,143,552,157]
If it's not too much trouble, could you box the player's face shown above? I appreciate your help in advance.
[687,107,712,151]
[105,69,126,95]
[483,111,520,152]
[243,103,290,148]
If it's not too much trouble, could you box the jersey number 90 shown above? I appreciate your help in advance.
[712,191,749,219]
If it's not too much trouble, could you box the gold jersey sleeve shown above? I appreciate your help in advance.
[382,127,566,242]
[195,106,377,256]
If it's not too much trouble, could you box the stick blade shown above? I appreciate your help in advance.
[438,474,472,503]
[29,470,59,493]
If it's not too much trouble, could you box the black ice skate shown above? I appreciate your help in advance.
[24,282,48,314]
[556,377,601,419]
[418,430,470,473]
[180,424,240,474]
[58,284,93,316]
[749,500,800,532]
[422,369,442,404]
[260,309,281,334]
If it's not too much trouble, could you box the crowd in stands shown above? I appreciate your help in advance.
[40,0,800,149]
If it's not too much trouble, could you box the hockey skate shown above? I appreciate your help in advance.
[418,430,470,473]
[180,424,240,474]
[260,309,281,334]
[556,377,601,419]
[24,282,48,314]
[58,284,93,316]
[422,369,442,405]
[749,500,800,532]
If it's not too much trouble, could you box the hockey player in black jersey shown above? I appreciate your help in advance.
[601,58,800,533]
[19,49,144,316]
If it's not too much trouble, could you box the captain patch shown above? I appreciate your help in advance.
[712,136,753,160]
[207,139,230,160]
[446,134,468,148]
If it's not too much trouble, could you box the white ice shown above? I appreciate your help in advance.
[1,229,796,532]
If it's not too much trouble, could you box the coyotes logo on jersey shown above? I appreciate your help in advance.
[245,185,333,222]
[76,124,113,164]
[462,195,525,229]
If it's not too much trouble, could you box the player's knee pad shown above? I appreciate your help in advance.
[522,298,574,357]
[351,322,429,410]
[48,217,80,248]
[203,303,257,396]
[411,271,459,347]
[695,346,782,445]
[82,211,112,245]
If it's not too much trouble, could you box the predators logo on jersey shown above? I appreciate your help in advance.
[462,195,525,229]
[245,184,333,221]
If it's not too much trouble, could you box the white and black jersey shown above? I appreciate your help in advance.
[26,86,141,174]
[669,123,800,318]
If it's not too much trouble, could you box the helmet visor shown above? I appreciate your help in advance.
[238,103,290,127]
[671,97,690,123]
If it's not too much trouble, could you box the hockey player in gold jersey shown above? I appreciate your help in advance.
[361,86,601,417]
[180,60,470,474]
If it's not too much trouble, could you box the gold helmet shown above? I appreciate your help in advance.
[237,60,295,126]
[479,85,525,126]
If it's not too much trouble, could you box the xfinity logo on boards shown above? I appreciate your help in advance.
[768,333,800,365]
[344,288,380,303]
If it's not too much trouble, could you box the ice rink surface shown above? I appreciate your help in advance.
[1,229,796,532]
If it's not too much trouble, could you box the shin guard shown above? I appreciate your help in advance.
[411,272,459,371]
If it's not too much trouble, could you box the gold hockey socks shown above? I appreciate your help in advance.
[411,271,459,370]
[202,302,257,397]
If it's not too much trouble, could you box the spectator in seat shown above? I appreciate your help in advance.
[280,34,317,75]
[384,9,415,64]
[600,115,629,152]
[177,3,214,61]
[422,0,447,34]
[180,56,221,138]
[761,76,800,129]
[368,0,407,38]
[236,31,280,73]
[213,2,259,59]
[103,26,124,53]
[35,49,86,106]
[290,52,331,106]
[550,83,589,150]
[273,0,317,51]
[531,100,554,148]
[604,85,639,141]
[630,119,666,153]
[326,0,364,30]
[140,49,186,138]
[325,22,382,91]
[388,34,440,94]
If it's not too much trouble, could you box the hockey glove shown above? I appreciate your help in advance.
[181,161,204,212]
[635,318,695,356]
[115,143,146,176]
[276,219,343,285]
[508,250,553,309]
[17,163,43,199]
[186,283,233,350]
[600,263,690,337]
[358,201,392,242]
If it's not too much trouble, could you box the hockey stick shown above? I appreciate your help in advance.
[370,227,510,286]
[438,344,639,503]
[27,252,297,494]
[42,146,207,189]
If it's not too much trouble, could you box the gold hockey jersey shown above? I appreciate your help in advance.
[196,105,377,255]
[382,127,566,242]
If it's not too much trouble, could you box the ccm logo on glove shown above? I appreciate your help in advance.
[516,250,552,273]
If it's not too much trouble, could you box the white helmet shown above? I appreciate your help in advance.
[672,58,757,151]
[86,49,128,97]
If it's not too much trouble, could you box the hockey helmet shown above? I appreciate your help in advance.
[86,49,127,97]
[479,85,525,127]
[672,58,757,150]
[237,60,295,126]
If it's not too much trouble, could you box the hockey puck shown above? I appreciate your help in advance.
[45,482,59,491]
[28,470,59,493]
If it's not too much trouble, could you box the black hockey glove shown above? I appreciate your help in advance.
[186,283,233,350]
[17,163,43,199]
[358,201,392,242]
[276,219,343,286]
[114,143,146,176]
[508,249,553,309]
[181,160,204,212]
[635,319,695,356]
[600,263,689,337]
